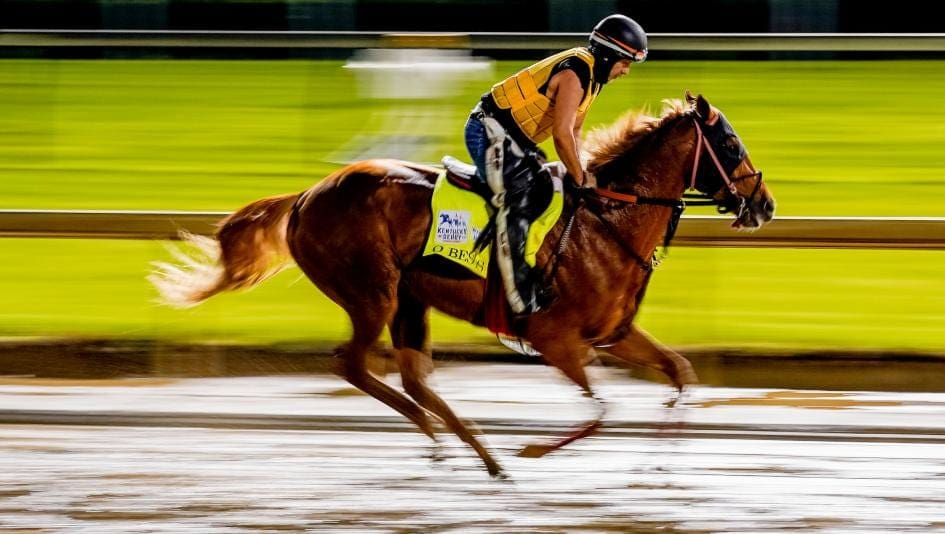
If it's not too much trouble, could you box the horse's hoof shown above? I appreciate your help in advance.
[429,445,446,464]
[518,443,554,458]
[665,384,693,408]
[488,467,511,481]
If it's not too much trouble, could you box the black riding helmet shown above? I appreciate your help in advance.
[588,14,647,84]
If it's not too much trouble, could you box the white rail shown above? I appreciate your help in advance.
[1,210,943,249]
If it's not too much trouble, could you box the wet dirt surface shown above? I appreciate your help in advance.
[0,363,944,532]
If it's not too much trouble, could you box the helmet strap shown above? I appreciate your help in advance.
[592,52,616,85]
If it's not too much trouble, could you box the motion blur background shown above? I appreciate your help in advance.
[3,0,940,33]
[1,0,943,361]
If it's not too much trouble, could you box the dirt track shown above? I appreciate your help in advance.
[1,363,944,532]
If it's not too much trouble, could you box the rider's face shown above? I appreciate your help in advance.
[609,59,632,81]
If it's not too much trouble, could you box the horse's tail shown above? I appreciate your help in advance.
[149,192,299,308]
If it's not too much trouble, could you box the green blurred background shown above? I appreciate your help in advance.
[1,57,944,352]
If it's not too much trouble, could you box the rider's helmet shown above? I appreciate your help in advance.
[588,14,647,83]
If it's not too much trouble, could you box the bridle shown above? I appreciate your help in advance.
[683,117,764,221]
[577,113,764,270]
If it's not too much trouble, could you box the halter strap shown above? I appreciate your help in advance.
[688,123,703,191]
[690,120,739,196]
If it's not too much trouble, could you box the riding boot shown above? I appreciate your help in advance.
[497,192,538,315]
[494,167,544,316]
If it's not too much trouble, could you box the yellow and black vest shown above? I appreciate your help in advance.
[488,48,599,145]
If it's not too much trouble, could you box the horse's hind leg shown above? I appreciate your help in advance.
[521,334,605,458]
[390,293,505,478]
[339,307,438,441]
[290,217,437,441]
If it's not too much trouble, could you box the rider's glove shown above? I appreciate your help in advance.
[580,171,598,189]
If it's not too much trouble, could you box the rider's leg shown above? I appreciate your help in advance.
[477,116,544,315]
[464,113,488,183]
[495,165,541,314]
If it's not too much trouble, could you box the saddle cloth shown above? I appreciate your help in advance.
[422,161,564,278]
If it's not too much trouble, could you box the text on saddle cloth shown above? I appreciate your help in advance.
[422,169,564,278]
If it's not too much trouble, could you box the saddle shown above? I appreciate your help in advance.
[442,156,493,203]
[442,155,567,206]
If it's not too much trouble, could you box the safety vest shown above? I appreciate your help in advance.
[489,48,599,145]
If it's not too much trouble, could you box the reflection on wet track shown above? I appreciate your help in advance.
[0,363,943,532]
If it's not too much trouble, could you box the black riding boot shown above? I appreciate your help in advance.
[500,186,540,315]
[495,162,554,316]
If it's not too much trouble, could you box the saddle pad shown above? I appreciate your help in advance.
[422,170,564,278]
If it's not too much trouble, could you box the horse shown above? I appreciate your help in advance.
[150,92,775,478]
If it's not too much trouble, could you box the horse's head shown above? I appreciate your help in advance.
[685,91,775,229]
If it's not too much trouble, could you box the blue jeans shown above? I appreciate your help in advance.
[464,114,488,183]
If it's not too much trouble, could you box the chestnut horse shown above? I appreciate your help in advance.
[151,93,775,478]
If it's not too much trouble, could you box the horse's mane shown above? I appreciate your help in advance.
[584,98,691,179]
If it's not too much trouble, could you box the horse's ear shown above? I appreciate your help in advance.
[685,90,696,105]
[694,94,711,121]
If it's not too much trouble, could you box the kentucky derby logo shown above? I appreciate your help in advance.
[435,210,470,244]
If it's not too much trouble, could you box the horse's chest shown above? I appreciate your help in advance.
[587,290,639,342]
[603,298,635,329]
[567,234,654,341]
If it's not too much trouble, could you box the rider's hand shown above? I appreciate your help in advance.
[580,172,598,189]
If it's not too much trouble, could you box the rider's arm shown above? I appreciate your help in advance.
[572,110,596,188]
[573,110,587,164]
[547,69,586,186]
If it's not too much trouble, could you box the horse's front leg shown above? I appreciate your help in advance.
[519,333,605,458]
[600,324,699,393]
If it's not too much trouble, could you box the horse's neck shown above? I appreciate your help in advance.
[628,121,692,201]
[589,201,669,264]
[595,121,693,254]
[544,118,694,275]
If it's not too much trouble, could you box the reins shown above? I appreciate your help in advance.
[586,191,684,272]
